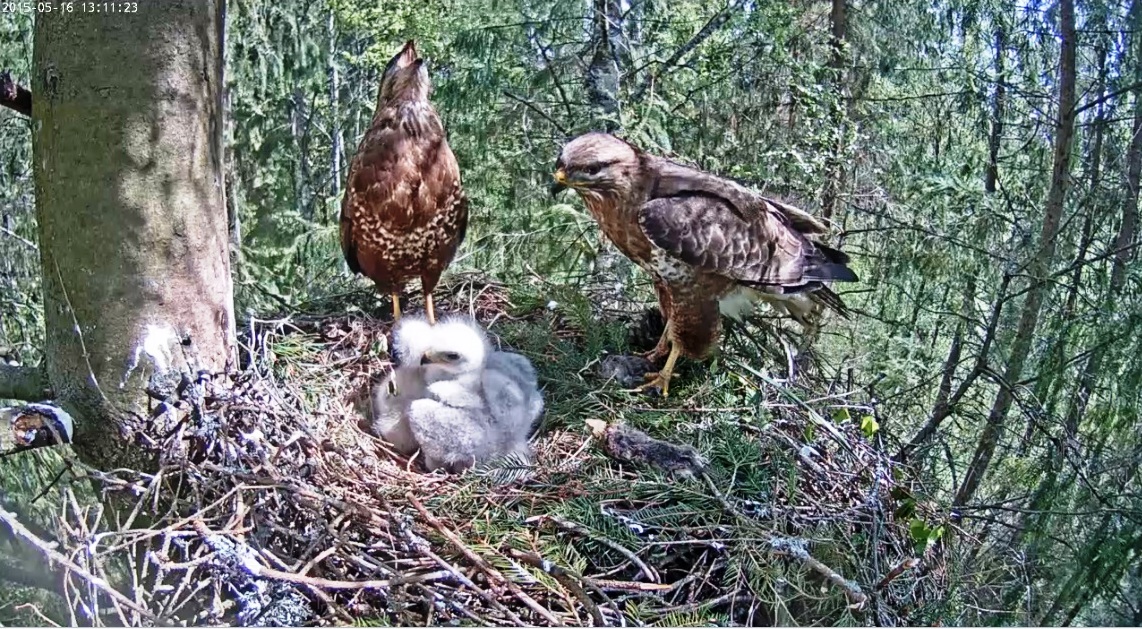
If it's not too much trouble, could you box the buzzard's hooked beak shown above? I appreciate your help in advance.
[398,40,418,67]
[550,169,569,197]
[420,352,436,365]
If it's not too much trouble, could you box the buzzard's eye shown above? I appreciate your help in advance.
[442,351,462,362]
[584,162,606,175]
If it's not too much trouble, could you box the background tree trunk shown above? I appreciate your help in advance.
[32,0,235,470]
[985,25,1006,196]
[586,0,622,131]
[819,0,848,221]
[1065,4,1142,435]
[954,0,1076,507]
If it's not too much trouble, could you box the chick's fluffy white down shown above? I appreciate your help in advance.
[370,314,544,472]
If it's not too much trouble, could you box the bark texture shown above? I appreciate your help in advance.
[32,0,235,469]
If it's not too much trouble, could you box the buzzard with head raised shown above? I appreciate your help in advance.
[551,132,858,397]
[340,40,468,324]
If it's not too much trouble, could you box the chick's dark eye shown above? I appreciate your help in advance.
[443,352,462,362]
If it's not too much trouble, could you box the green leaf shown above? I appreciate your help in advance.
[832,408,851,423]
[860,415,880,438]
[909,518,930,543]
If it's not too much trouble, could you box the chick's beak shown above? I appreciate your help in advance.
[550,169,569,197]
[420,352,436,366]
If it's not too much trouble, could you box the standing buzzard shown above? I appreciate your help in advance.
[340,40,468,324]
[551,133,857,397]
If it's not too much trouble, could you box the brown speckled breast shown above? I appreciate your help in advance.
[340,100,468,295]
[582,192,732,360]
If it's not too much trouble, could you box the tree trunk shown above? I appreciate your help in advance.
[222,8,242,270]
[1019,36,1108,456]
[954,0,1076,507]
[32,0,235,470]
[819,0,848,222]
[1064,32,1142,436]
[985,25,1006,195]
[586,0,623,130]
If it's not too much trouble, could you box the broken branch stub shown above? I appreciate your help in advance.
[1,403,75,454]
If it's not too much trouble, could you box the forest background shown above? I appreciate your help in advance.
[0,0,1140,625]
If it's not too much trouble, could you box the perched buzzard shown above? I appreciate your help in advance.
[551,133,858,397]
[340,40,468,324]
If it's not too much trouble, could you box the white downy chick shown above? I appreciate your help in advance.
[370,315,546,472]
[404,316,495,471]
[370,364,425,455]
[480,333,545,446]
[421,317,545,461]
[370,316,434,454]
[412,316,548,472]
[390,316,435,368]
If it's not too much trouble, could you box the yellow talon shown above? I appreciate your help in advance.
[628,343,681,398]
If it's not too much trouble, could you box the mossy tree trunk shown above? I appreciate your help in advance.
[32,0,235,470]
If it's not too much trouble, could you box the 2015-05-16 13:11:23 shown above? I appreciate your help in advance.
[1,2,138,13]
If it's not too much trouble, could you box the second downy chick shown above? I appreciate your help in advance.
[372,315,544,473]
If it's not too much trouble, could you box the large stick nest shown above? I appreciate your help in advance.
[23,274,947,627]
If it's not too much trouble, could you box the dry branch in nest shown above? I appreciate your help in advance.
[0,276,939,626]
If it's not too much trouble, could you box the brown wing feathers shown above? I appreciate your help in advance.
[638,195,857,289]
[646,154,831,235]
[340,193,362,274]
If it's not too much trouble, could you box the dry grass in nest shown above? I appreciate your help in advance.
[3,274,947,627]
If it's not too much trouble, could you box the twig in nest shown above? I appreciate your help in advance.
[506,548,610,626]
[15,603,61,627]
[590,578,676,592]
[771,429,827,476]
[191,520,338,624]
[875,557,920,591]
[769,537,868,608]
[527,513,660,583]
[0,503,159,622]
[690,481,869,609]
[417,546,527,626]
[407,492,564,626]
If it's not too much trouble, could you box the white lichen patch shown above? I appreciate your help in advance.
[121,323,182,388]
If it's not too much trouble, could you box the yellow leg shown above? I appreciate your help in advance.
[391,293,402,322]
[425,292,436,325]
[642,319,672,362]
[633,342,682,398]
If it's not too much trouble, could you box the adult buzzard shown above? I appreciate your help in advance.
[551,133,857,397]
[340,40,468,324]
